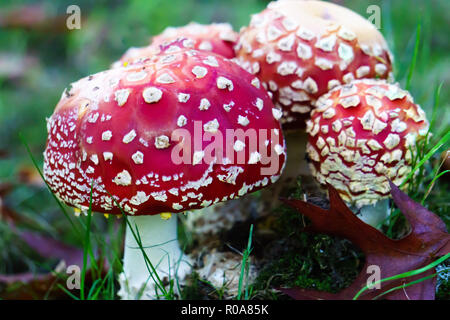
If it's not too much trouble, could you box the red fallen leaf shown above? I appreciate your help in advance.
[280,181,450,300]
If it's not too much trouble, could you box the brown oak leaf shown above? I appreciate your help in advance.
[280,181,450,300]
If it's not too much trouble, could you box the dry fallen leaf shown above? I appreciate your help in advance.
[280,182,450,300]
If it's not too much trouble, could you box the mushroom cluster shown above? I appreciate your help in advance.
[43,0,430,300]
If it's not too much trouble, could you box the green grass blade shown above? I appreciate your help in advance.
[237,224,253,300]
[405,22,421,90]
[400,130,450,188]
[373,273,437,300]
[353,253,450,300]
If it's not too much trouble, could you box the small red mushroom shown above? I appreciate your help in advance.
[235,0,394,128]
[306,79,429,226]
[43,40,286,298]
[115,22,238,67]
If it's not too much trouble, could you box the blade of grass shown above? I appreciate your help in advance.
[373,273,437,300]
[56,283,80,300]
[400,130,450,188]
[405,22,421,90]
[237,224,253,300]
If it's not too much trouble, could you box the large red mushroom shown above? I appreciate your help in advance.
[43,40,286,299]
[306,79,429,226]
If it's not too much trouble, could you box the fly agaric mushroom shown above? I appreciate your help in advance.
[235,0,394,128]
[234,0,394,201]
[43,39,286,299]
[306,79,429,226]
[115,22,238,68]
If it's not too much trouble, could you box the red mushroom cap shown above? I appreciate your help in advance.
[115,22,238,67]
[235,0,394,128]
[306,79,429,206]
[44,41,286,216]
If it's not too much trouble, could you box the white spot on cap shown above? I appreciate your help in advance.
[199,98,211,110]
[156,73,175,84]
[126,70,147,82]
[254,98,264,111]
[130,191,150,206]
[103,152,113,161]
[143,87,163,103]
[315,58,333,70]
[274,144,284,155]
[383,133,400,149]
[113,170,132,186]
[155,135,170,149]
[203,119,220,133]
[277,34,295,51]
[90,154,99,165]
[172,203,183,210]
[132,151,144,164]
[272,108,283,120]
[102,130,112,141]
[303,77,318,94]
[277,61,297,75]
[315,35,336,52]
[223,101,235,112]
[340,95,360,108]
[115,89,131,107]
[177,115,187,127]
[248,151,261,164]
[337,27,356,41]
[203,56,219,67]
[178,93,190,103]
[192,66,208,78]
[296,27,315,41]
[238,115,250,126]
[251,78,260,88]
[123,130,136,144]
[356,66,371,78]
[199,40,213,51]
[217,77,234,91]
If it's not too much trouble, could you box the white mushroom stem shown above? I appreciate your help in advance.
[118,214,192,300]
[351,198,391,228]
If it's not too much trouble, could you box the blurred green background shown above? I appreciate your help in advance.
[0,0,448,295]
